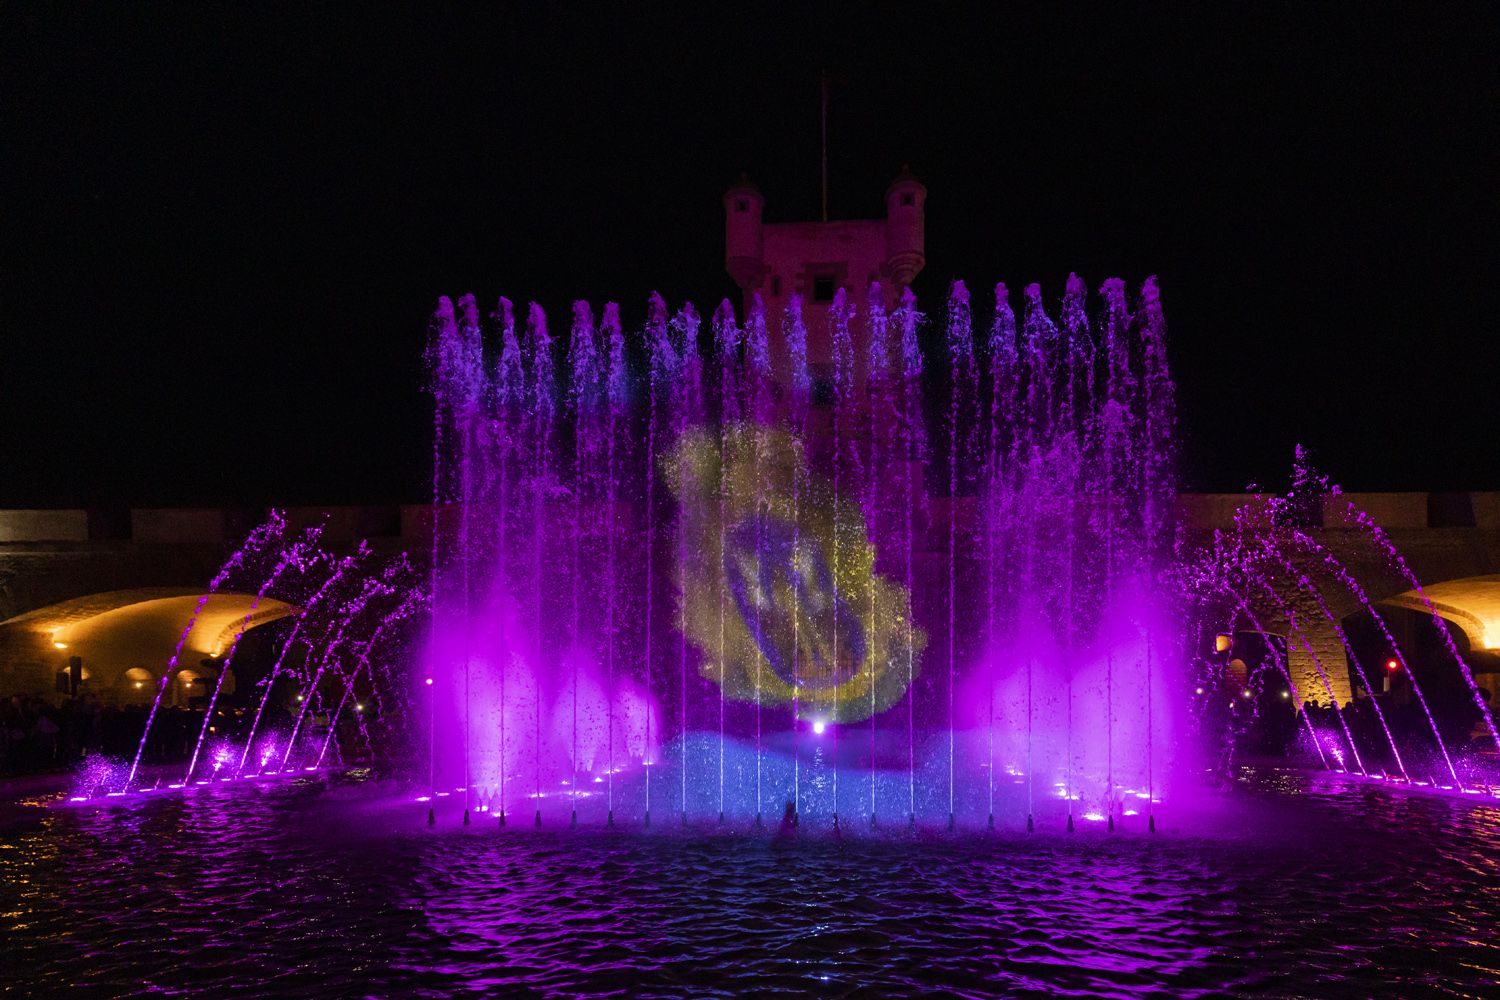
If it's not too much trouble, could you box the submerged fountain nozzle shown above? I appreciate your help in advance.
[1026,813,1034,833]
[1108,813,1115,832]
[463,808,470,827]
[643,811,650,828]
[987,813,994,830]
[948,812,955,832]
[607,810,614,828]
[1148,814,1156,833]
[427,806,435,827]
[533,809,541,827]
[498,810,506,828]
[570,810,577,828]
[1067,814,1074,833]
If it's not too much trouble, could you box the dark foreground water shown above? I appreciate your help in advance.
[3,769,1499,998]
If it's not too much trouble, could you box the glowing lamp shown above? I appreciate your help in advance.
[812,719,827,735]
[1386,659,1400,672]
[52,641,68,649]
[355,703,365,712]
[1281,690,1290,699]
[1194,687,1204,695]
[425,677,434,686]
[1214,634,1232,653]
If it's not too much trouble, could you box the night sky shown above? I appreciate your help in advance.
[5,4,1497,508]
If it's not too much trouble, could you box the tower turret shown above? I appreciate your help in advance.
[884,165,926,288]
[724,173,765,291]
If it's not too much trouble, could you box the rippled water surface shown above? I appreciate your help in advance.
[4,769,1500,997]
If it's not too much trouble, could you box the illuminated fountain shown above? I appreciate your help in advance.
[424,276,1185,831]
[59,278,1497,823]
[66,514,424,802]
[1185,455,1500,793]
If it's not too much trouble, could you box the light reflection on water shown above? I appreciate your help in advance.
[3,769,1500,997]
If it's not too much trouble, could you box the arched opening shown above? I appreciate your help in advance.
[121,667,156,705]
[0,589,297,706]
[174,668,209,708]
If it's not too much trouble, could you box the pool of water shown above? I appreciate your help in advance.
[3,768,1499,997]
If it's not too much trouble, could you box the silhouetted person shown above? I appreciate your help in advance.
[771,800,798,848]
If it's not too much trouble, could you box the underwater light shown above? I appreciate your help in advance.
[812,719,827,735]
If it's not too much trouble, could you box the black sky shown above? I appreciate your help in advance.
[4,3,1498,507]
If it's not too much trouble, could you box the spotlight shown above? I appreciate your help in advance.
[425,677,434,686]
[52,641,68,649]
[355,703,364,713]
[812,719,827,735]
[1194,687,1204,695]
[1385,658,1400,672]
[1281,690,1290,699]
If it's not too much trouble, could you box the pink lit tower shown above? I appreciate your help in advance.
[724,167,926,380]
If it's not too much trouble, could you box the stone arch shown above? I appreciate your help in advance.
[1221,624,1352,709]
[121,666,156,705]
[1380,575,1500,653]
[0,589,297,705]
[173,668,209,708]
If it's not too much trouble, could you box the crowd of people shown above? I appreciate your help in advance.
[0,694,178,774]
[0,690,378,777]
[0,694,269,776]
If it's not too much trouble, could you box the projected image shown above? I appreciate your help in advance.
[663,423,924,723]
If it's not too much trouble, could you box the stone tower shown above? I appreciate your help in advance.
[723,167,927,374]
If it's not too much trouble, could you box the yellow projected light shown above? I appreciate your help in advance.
[662,423,924,724]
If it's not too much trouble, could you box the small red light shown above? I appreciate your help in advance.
[1386,659,1400,672]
